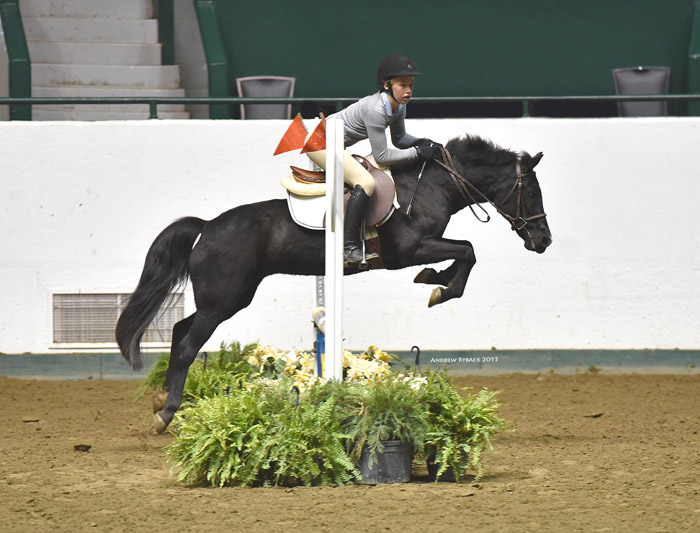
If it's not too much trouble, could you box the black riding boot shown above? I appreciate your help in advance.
[343,185,378,267]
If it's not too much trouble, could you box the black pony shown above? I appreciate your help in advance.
[116,134,552,433]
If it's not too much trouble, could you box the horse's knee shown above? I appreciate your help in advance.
[464,247,476,265]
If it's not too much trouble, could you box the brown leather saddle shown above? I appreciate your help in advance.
[287,154,397,228]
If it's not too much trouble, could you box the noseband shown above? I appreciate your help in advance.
[435,147,547,231]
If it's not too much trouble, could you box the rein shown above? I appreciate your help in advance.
[434,146,547,231]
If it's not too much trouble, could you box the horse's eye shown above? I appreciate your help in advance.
[527,191,535,199]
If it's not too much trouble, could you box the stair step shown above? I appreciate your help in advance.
[22,17,158,43]
[33,85,186,98]
[32,64,181,89]
[32,85,188,113]
[27,41,161,66]
[22,0,190,121]
[32,108,190,121]
[20,0,153,19]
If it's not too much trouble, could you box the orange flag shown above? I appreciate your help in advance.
[273,114,307,155]
[301,115,327,153]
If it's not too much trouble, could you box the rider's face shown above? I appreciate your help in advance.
[385,76,414,106]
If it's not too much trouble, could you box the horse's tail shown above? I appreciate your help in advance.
[116,216,206,370]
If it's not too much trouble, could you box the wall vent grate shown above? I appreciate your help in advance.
[52,293,183,344]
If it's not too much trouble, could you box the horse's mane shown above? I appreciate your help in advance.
[445,135,518,167]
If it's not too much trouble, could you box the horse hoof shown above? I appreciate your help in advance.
[428,287,442,307]
[153,412,168,434]
[152,391,168,413]
[414,268,435,284]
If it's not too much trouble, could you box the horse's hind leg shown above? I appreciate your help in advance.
[153,311,222,434]
[152,313,196,413]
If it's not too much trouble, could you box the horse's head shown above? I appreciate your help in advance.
[497,152,552,254]
[439,135,552,254]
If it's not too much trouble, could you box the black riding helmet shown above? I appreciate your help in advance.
[376,54,421,91]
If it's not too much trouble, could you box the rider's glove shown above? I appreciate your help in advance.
[413,138,443,149]
[416,144,439,161]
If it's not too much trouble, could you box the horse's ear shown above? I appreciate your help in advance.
[531,152,544,168]
[523,152,543,171]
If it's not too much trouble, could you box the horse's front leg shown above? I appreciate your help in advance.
[409,237,476,307]
[413,261,460,287]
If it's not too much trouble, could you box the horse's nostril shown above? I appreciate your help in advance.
[541,235,552,247]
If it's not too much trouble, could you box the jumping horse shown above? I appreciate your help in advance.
[116,134,553,433]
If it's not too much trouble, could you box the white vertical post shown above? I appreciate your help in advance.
[325,118,344,381]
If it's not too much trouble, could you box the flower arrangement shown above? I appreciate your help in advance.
[140,341,508,487]
[243,344,398,390]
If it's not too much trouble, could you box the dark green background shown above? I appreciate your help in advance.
[214,0,695,102]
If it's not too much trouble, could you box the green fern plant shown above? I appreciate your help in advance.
[417,371,509,481]
[339,378,430,465]
[135,340,258,402]
[166,379,359,487]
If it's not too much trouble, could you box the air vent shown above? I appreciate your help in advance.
[52,293,183,344]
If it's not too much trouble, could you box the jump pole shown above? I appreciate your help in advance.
[324,118,344,381]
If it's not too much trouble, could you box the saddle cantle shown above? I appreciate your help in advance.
[282,155,399,232]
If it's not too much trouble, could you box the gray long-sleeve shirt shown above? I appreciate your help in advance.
[329,92,419,166]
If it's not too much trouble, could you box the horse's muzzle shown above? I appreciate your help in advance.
[525,231,553,254]
[520,222,553,253]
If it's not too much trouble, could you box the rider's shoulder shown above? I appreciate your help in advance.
[356,92,384,109]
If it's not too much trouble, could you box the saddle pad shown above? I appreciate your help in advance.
[282,175,326,197]
[286,192,327,230]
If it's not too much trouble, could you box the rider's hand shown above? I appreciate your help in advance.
[413,138,442,149]
[416,144,439,161]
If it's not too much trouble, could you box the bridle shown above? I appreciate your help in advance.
[434,146,547,232]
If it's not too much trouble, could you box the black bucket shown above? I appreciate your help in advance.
[358,440,412,484]
[427,452,469,482]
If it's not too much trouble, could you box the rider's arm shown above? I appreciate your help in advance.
[365,107,418,166]
[389,106,421,149]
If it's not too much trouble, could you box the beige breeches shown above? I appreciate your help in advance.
[306,149,376,195]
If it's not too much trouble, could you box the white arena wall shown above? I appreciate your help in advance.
[1,117,699,356]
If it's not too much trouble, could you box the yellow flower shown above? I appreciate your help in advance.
[374,350,392,363]
[299,354,315,374]
[343,350,357,368]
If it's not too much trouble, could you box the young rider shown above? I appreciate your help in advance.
[305,53,441,267]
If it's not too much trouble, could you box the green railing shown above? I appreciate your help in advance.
[689,3,700,115]
[192,0,229,119]
[156,0,174,66]
[1,95,700,120]
[0,0,31,120]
